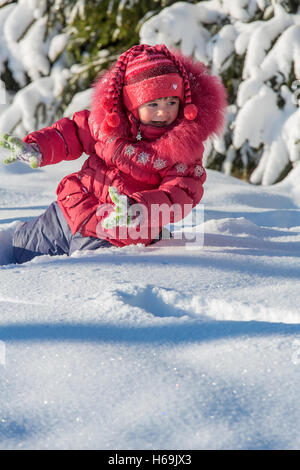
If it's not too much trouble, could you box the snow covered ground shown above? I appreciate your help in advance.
[0,156,299,450]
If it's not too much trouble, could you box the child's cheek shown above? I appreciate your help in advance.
[147,109,155,121]
[139,107,153,124]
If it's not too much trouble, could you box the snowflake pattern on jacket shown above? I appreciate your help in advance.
[138,152,150,165]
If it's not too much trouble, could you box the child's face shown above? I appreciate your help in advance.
[138,96,180,127]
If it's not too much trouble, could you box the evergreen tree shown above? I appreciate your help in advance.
[0,0,196,136]
[140,0,300,184]
[59,0,193,104]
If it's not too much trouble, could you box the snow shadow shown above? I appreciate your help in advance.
[0,205,48,226]
[0,205,48,212]
[205,209,300,229]
[116,285,190,319]
[0,319,299,345]
[203,232,300,257]
[30,250,300,280]
[0,416,39,443]
[0,217,33,225]
[0,161,40,175]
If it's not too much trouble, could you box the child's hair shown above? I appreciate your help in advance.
[100,44,198,132]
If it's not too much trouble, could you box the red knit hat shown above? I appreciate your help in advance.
[100,44,198,132]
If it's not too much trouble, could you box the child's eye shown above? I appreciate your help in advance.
[147,103,157,107]
[168,100,178,106]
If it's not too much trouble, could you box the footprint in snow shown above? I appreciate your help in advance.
[115,284,206,320]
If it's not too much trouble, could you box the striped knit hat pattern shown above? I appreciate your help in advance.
[100,44,198,132]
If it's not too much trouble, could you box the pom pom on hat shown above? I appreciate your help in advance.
[100,112,120,133]
[184,103,198,120]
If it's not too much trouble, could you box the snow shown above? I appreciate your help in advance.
[0,0,299,451]
[0,0,68,136]
[0,156,299,450]
[2,0,49,85]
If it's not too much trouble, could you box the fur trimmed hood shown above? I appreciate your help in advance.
[89,50,227,166]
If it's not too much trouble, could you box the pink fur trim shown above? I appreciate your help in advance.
[90,52,227,165]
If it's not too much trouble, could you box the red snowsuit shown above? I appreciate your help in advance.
[24,54,227,247]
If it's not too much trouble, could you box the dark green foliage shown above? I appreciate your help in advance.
[51,0,198,107]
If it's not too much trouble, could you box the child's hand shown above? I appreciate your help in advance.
[102,187,131,229]
[102,187,143,229]
[0,134,42,168]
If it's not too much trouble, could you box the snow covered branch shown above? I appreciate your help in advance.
[140,0,300,184]
[0,0,299,184]
[0,0,71,135]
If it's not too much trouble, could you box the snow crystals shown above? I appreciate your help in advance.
[1,167,300,449]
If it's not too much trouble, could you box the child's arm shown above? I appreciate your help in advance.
[133,163,205,216]
[23,110,95,167]
[130,161,205,238]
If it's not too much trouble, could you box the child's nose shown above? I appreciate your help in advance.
[157,108,168,118]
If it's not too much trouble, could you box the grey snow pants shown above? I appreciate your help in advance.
[12,201,111,264]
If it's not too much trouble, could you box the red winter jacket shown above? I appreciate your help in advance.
[24,55,227,247]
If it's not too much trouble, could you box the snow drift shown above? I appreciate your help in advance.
[0,155,299,449]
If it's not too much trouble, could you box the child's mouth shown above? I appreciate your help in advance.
[150,121,168,127]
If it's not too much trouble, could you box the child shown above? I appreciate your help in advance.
[0,44,227,264]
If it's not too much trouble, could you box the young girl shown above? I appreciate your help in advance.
[0,44,227,264]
